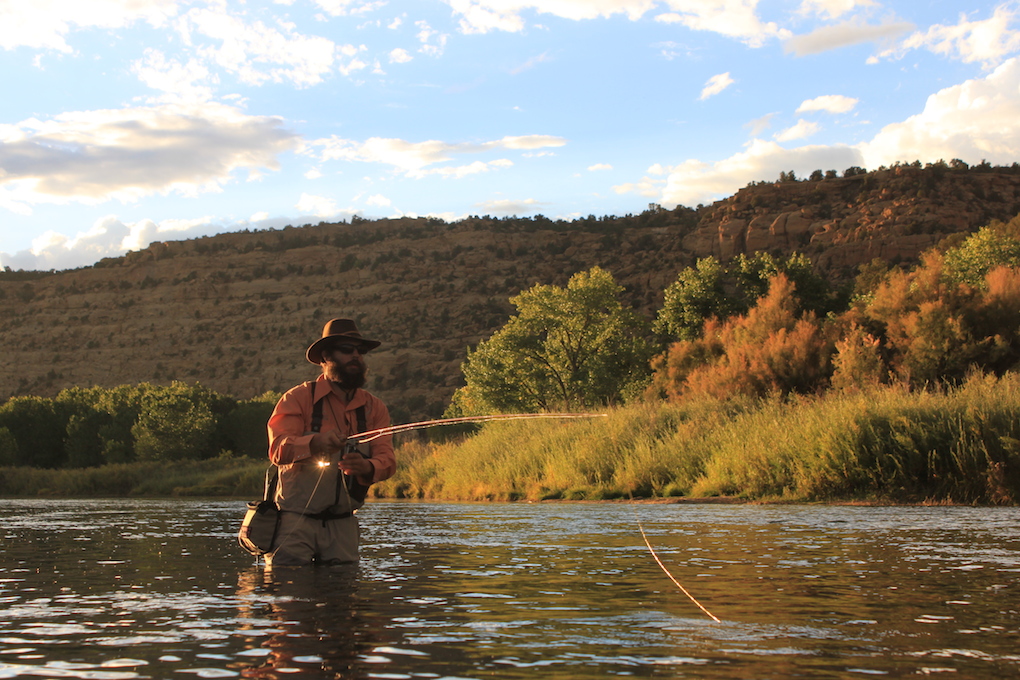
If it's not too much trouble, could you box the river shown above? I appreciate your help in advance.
[1,499,1018,679]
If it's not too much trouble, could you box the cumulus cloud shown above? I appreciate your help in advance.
[0,214,226,271]
[0,103,299,211]
[894,5,1020,69]
[389,47,413,63]
[131,48,217,102]
[797,94,859,114]
[474,197,545,215]
[447,0,654,34]
[309,0,383,17]
[305,134,566,176]
[0,0,179,52]
[296,193,340,217]
[588,163,613,171]
[699,72,734,100]
[616,56,1020,208]
[797,0,876,20]
[650,140,863,207]
[785,18,914,56]
[655,0,792,48]
[416,20,448,57]
[860,56,1020,168]
[776,119,821,142]
[178,6,351,87]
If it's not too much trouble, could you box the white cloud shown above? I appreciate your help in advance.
[797,94,859,114]
[785,18,914,56]
[0,0,179,52]
[389,47,413,63]
[897,5,1020,69]
[860,56,1020,168]
[618,56,1020,209]
[650,139,863,207]
[310,0,385,17]
[797,0,876,20]
[655,0,792,48]
[296,193,339,216]
[416,20,448,57]
[131,48,217,103]
[0,214,225,271]
[305,134,566,176]
[776,119,821,142]
[745,112,776,136]
[366,194,391,207]
[588,163,613,171]
[178,6,350,87]
[0,103,298,210]
[699,72,734,100]
[474,198,545,215]
[448,0,654,34]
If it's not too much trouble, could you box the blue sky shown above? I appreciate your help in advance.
[2,0,1019,270]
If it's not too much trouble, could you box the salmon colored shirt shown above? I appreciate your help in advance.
[267,374,395,514]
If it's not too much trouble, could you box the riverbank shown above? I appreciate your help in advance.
[2,373,1019,504]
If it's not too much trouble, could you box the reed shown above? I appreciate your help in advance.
[377,372,1020,504]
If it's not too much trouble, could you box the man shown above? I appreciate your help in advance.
[265,318,396,567]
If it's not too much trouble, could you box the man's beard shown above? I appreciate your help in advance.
[324,358,366,390]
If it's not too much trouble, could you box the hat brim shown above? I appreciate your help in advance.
[306,336,381,364]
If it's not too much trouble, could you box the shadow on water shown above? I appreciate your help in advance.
[1,499,1019,679]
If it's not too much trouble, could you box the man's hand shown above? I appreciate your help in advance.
[310,430,345,458]
[338,450,373,477]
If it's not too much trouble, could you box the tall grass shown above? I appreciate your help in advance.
[376,372,1020,504]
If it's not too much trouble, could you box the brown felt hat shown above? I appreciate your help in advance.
[306,318,381,364]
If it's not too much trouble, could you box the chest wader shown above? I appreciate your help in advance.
[300,396,371,525]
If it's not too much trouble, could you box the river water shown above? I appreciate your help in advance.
[1,499,1018,679]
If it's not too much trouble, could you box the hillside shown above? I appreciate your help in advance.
[3,162,1020,423]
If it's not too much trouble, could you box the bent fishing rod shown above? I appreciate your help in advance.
[313,412,607,468]
[350,412,609,443]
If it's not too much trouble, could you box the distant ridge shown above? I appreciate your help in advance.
[3,162,1020,422]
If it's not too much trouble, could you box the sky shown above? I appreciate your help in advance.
[2,1,1020,270]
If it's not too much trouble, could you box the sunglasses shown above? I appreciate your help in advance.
[329,343,369,355]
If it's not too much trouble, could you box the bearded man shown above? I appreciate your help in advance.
[264,318,396,567]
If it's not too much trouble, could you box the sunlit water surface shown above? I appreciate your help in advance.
[1,500,1018,679]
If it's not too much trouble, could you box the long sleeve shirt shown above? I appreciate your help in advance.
[267,374,395,514]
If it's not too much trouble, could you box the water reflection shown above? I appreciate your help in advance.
[1,499,1018,679]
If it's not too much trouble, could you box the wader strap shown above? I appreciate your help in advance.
[311,389,324,434]
[335,405,367,507]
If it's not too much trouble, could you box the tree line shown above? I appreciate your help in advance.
[0,382,279,469]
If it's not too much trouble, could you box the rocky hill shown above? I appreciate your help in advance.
[3,162,1020,423]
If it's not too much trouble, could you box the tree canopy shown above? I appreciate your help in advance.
[449,267,653,414]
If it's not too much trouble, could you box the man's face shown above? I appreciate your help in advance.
[322,343,368,389]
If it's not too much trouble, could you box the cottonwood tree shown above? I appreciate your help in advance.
[449,267,652,414]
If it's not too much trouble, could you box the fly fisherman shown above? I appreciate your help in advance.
[264,318,396,567]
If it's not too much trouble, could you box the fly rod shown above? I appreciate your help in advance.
[348,412,609,443]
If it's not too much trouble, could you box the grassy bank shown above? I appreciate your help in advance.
[3,373,1019,504]
[0,455,267,498]
[376,372,1020,504]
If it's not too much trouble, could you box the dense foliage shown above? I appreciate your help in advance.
[447,267,653,414]
[0,382,279,469]
[649,217,1020,400]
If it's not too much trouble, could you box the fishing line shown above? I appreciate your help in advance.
[630,498,721,623]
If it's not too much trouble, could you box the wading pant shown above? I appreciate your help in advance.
[265,511,360,568]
